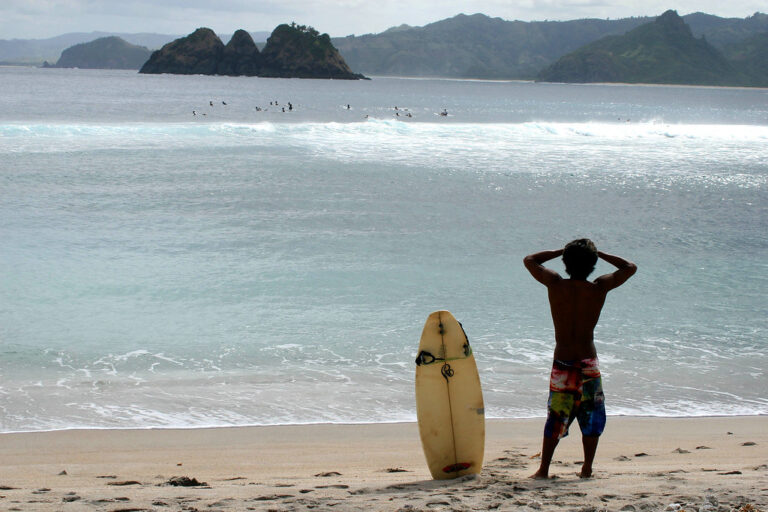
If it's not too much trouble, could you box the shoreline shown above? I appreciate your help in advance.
[1,416,765,511]
[1,412,766,436]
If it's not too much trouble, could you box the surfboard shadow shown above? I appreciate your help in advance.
[349,474,480,496]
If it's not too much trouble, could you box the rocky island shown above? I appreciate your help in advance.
[139,24,365,79]
[44,36,152,69]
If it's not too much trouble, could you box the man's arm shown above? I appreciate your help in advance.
[523,249,563,286]
[594,251,637,291]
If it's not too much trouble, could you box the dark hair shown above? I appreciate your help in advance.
[562,239,598,279]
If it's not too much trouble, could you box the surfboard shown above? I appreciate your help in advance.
[415,310,485,479]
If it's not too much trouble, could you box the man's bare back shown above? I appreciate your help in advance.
[547,279,604,360]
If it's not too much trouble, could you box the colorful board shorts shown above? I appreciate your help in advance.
[544,358,606,439]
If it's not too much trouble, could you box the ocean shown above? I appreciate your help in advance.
[1,67,766,433]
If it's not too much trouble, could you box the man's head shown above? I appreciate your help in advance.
[563,239,598,280]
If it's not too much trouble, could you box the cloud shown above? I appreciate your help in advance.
[0,0,764,39]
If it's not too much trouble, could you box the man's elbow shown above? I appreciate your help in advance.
[523,255,535,268]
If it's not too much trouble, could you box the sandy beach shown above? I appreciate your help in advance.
[0,416,765,511]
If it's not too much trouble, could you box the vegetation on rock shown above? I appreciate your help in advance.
[140,24,363,79]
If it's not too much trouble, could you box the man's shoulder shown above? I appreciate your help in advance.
[550,279,606,297]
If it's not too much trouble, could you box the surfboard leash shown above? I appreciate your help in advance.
[414,344,472,367]
[415,320,473,368]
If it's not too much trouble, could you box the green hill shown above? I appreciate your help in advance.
[537,10,745,86]
[332,11,768,79]
[50,36,152,69]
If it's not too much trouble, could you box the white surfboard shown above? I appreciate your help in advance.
[415,310,485,479]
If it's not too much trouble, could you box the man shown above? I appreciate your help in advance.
[523,239,637,478]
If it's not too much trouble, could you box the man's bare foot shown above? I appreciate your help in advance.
[530,469,550,479]
[579,468,593,478]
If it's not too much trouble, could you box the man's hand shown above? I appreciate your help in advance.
[594,251,637,291]
[523,249,563,286]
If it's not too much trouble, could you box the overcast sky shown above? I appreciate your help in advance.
[1,0,764,40]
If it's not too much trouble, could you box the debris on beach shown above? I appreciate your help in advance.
[165,476,207,486]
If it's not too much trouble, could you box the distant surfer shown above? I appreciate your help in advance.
[524,240,636,479]
[210,101,213,107]
[440,109,448,116]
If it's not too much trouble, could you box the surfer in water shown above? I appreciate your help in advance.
[524,239,636,479]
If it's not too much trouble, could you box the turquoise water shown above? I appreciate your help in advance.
[1,67,767,432]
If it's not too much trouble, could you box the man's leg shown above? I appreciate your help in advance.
[534,386,572,478]
[576,371,605,478]
[531,436,559,479]
[580,435,599,478]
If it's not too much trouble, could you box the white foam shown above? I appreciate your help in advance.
[2,121,767,156]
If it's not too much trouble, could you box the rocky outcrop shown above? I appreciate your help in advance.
[52,36,152,69]
[139,28,224,75]
[139,24,365,79]
[217,29,261,76]
[260,24,364,79]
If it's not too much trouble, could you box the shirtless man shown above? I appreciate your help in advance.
[523,239,637,478]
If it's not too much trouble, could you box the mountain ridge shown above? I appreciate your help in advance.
[331,11,768,79]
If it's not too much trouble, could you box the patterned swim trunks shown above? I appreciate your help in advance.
[544,358,606,440]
